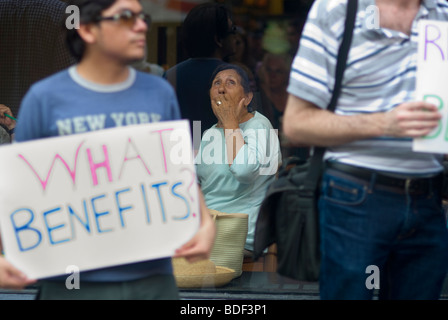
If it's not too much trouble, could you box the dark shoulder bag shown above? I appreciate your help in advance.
[253,0,358,282]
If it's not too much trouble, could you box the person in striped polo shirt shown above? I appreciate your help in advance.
[284,0,448,299]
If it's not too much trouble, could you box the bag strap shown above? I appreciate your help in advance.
[302,0,358,191]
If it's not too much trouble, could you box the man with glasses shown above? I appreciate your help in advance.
[0,0,215,300]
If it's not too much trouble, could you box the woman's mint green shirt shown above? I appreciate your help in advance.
[195,112,281,251]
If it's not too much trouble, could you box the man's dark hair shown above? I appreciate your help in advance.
[66,0,116,61]
[181,3,233,58]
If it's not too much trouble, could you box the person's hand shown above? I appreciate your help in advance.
[174,191,216,263]
[0,104,16,132]
[0,256,36,290]
[212,95,246,129]
[174,216,215,263]
[383,101,442,138]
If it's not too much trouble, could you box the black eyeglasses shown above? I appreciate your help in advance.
[96,9,151,28]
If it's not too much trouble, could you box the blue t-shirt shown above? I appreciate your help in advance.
[15,66,181,281]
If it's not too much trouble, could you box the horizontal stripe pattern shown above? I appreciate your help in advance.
[287,0,448,175]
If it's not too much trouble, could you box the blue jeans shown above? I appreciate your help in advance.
[318,168,448,300]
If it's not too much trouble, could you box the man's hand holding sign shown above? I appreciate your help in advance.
[413,20,448,154]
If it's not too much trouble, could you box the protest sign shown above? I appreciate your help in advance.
[413,20,448,153]
[0,120,200,279]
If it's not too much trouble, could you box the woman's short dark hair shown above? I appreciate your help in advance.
[209,63,252,94]
[66,0,116,61]
[209,63,254,111]
[181,3,233,58]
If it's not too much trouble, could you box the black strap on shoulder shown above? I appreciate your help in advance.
[328,0,358,113]
[303,0,358,191]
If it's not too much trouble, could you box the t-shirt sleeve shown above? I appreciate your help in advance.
[14,88,45,142]
[170,93,181,121]
[287,0,346,110]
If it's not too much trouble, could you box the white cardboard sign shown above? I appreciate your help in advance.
[0,120,200,279]
[413,20,448,154]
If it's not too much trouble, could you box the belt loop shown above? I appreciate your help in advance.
[369,172,377,192]
[429,174,440,197]
[405,178,411,194]
[404,178,412,209]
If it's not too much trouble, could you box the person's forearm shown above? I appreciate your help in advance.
[283,94,440,147]
[283,95,382,147]
[198,189,212,225]
[224,128,245,165]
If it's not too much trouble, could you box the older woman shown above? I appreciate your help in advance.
[195,63,281,255]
